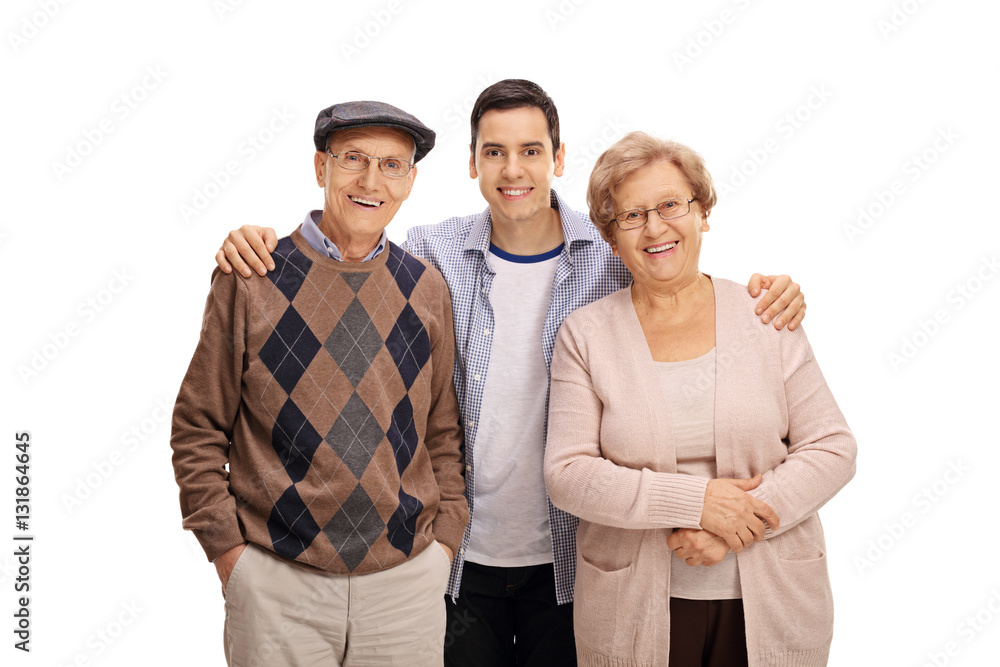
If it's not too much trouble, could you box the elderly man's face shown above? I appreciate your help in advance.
[314,126,416,247]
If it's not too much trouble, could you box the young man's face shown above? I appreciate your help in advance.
[469,106,565,228]
[314,126,416,248]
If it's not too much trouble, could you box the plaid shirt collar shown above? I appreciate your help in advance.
[462,189,596,258]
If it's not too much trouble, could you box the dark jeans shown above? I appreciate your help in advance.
[669,598,749,667]
[444,561,576,667]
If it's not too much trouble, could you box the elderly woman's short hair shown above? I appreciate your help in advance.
[587,132,717,243]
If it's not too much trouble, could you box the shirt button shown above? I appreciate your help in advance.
[484,330,491,336]
[460,547,466,555]
[467,421,476,429]
[474,374,481,381]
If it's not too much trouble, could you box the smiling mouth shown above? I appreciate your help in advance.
[349,195,383,208]
[644,241,678,254]
[499,188,531,198]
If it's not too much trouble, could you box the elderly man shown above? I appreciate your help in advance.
[171,101,468,666]
[213,81,807,666]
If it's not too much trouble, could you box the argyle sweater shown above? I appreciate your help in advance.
[171,228,468,575]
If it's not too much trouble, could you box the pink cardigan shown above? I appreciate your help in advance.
[544,278,857,667]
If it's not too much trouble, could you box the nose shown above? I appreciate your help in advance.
[642,208,671,236]
[501,154,524,179]
[357,158,381,189]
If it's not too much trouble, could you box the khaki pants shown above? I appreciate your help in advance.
[223,541,451,666]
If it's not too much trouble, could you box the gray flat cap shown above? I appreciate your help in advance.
[313,100,436,163]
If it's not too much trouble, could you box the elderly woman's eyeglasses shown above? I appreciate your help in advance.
[326,149,413,178]
[613,198,696,231]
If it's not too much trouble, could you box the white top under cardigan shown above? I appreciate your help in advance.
[656,349,742,601]
[544,277,857,667]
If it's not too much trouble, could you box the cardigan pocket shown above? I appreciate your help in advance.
[776,514,827,561]
[574,553,649,657]
[763,552,835,651]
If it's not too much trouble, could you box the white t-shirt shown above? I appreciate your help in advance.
[656,348,742,600]
[465,244,562,567]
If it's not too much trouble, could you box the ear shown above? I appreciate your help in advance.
[314,151,326,187]
[469,144,478,179]
[553,142,566,178]
[701,211,710,233]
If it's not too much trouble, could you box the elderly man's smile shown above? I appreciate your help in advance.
[348,194,384,208]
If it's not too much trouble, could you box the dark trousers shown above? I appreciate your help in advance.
[444,561,576,667]
[669,598,750,666]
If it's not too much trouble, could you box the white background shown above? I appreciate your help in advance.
[2,0,999,665]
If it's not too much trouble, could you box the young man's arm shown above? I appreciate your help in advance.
[170,268,249,591]
[214,226,807,329]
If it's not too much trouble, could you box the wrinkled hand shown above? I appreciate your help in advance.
[748,274,805,330]
[216,225,278,277]
[667,528,730,566]
[700,475,780,553]
[215,543,248,595]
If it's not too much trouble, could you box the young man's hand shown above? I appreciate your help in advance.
[216,226,279,278]
[747,274,805,330]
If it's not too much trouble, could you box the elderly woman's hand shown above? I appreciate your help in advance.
[667,529,730,566]
[700,475,780,553]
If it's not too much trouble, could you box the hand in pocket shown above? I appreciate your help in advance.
[216,543,248,595]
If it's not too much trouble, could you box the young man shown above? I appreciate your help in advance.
[173,101,468,666]
[214,80,805,665]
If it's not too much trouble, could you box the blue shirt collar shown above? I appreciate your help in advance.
[300,210,387,262]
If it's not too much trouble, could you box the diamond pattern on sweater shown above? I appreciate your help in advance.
[386,303,431,390]
[271,400,324,483]
[238,235,454,573]
[341,272,369,294]
[325,392,386,480]
[324,298,384,387]
[268,484,322,561]
[260,307,322,395]
[385,395,423,555]
[385,244,426,299]
[267,236,313,302]
[323,483,386,571]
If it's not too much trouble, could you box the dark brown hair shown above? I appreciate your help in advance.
[470,79,560,157]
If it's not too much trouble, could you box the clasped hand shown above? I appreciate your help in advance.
[667,475,780,567]
[667,528,731,566]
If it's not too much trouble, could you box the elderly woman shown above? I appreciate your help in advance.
[543,132,856,667]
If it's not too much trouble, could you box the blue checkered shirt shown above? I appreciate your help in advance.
[404,191,631,604]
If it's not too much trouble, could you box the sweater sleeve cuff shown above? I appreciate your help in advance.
[431,514,468,555]
[647,473,709,529]
[190,518,247,563]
